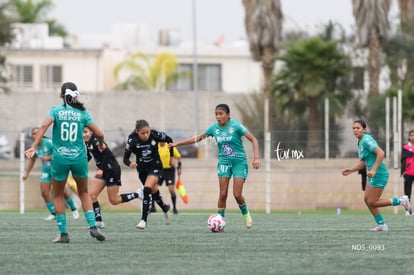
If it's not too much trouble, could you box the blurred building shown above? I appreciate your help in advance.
[4,23,262,94]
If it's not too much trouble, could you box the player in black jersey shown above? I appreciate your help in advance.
[123,119,173,229]
[83,127,142,228]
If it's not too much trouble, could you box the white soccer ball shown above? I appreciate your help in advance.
[207,214,226,232]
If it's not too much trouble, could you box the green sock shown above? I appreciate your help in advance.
[46,201,55,214]
[390,197,400,206]
[374,214,385,225]
[239,203,249,216]
[218,208,225,218]
[84,210,96,228]
[56,214,67,234]
[65,197,77,211]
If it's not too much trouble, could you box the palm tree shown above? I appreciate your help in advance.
[352,0,391,99]
[9,0,67,37]
[398,0,414,35]
[114,51,182,92]
[242,0,283,129]
[10,0,52,23]
[0,1,15,93]
[273,36,353,157]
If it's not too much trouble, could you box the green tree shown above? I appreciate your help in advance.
[9,0,67,37]
[352,0,391,99]
[114,51,183,92]
[242,0,283,129]
[0,1,15,93]
[272,36,353,157]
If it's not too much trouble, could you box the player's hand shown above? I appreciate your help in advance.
[367,170,376,178]
[24,148,35,159]
[96,169,103,177]
[341,169,352,176]
[129,162,137,169]
[252,159,261,169]
[98,143,107,152]
[168,143,175,148]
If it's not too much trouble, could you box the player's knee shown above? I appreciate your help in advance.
[108,198,119,205]
[89,193,98,201]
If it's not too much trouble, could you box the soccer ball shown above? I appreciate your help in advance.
[207,214,225,232]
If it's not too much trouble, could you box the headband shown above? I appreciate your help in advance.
[65,88,80,98]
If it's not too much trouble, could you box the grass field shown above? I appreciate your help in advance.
[0,210,413,275]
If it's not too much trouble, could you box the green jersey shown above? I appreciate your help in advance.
[205,119,248,161]
[47,104,94,164]
[358,133,388,175]
[34,137,53,171]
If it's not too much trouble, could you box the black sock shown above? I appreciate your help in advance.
[93,201,103,222]
[121,193,139,203]
[171,194,177,209]
[142,187,152,221]
[153,190,168,211]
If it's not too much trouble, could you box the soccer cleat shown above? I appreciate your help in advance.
[136,188,144,200]
[399,195,410,211]
[405,211,412,216]
[244,213,253,228]
[89,227,106,241]
[369,224,388,232]
[44,214,56,221]
[96,221,105,229]
[136,220,146,229]
[52,233,70,243]
[72,209,80,220]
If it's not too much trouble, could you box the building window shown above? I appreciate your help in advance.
[11,64,33,87]
[169,63,222,92]
[41,65,62,89]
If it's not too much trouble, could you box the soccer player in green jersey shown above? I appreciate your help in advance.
[22,127,80,221]
[25,82,105,243]
[169,104,260,229]
[341,120,411,231]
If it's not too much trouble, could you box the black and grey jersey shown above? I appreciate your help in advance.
[123,129,173,169]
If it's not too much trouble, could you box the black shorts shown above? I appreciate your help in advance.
[158,168,175,186]
[137,163,163,185]
[96,162,122,187]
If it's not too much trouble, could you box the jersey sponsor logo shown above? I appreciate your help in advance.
[222,144,237,157]
[58,110,81,121]
[216,136,233,142]
[57,146,80,156]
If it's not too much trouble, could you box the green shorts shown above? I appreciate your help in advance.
[52,158,89,182]
[368,172,390,189]
[40,169,51,184]
[217,158,248,179]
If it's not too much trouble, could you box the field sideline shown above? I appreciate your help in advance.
[0,210,413,275]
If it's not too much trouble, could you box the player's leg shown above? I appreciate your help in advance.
[168,184,178,214]
[152,176,170,213]
[217,161,232,218]
[72,161,105,242]
[89,177,106,227]
[40,181,55,220]
[107,186,141,205]
[233,177,252,228]
[50,160,70,243]
[165,168,178,214]
[151,183,170,224]
[63,185,79,219]
[217,177,230,218]
[403,176,414,215]
[137,174,160,229]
